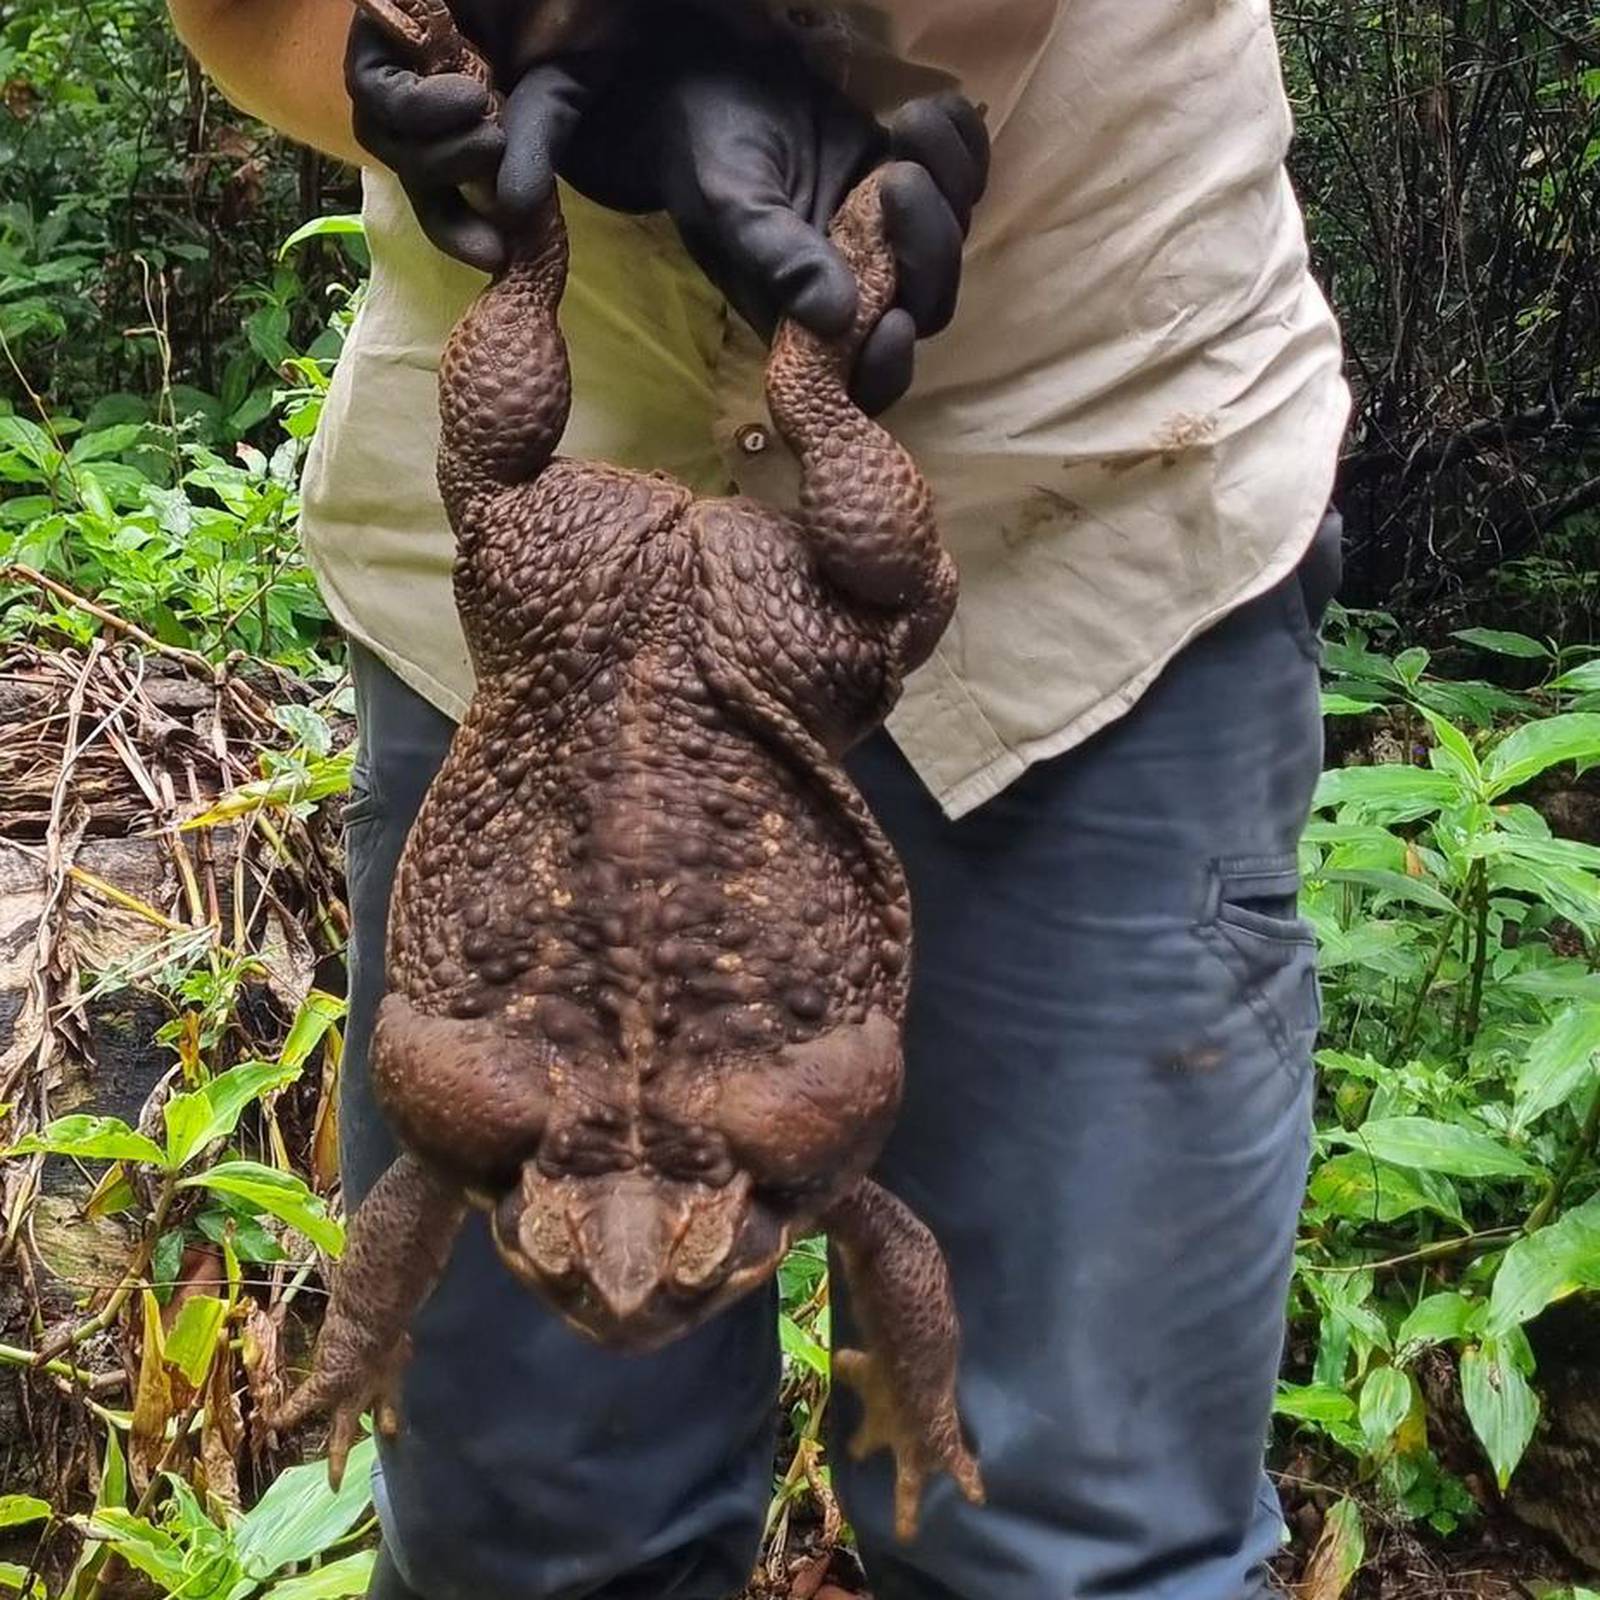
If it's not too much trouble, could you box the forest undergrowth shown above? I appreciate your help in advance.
[2,0,1599,1595]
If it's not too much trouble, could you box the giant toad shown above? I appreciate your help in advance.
[275,0,982,1540]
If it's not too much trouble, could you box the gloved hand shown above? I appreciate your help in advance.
[345,7,513,273]
[505,13,990,413]
[348,3,989,412]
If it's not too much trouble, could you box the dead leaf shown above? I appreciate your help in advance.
[241,1301,283,1425]
[130,1289,174,1492]
[310,1022,343,1192]
[199,1344,243,1509]
[1298,1497,1366,1600]
[257,901,316,1020]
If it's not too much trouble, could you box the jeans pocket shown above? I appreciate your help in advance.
[1197,855,1321,1074]
[343,761,383,831]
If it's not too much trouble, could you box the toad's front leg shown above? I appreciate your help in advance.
[826,1179,984,1540]
[268,1155,465,1486]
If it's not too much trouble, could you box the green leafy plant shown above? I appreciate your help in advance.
[67,1430,378,1600]
[6,990,346,1360]
[1,214,363,673]
[1278,643,1600,1523]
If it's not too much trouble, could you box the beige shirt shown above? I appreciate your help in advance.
[301,0,1350,819]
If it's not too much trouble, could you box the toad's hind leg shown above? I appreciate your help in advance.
[269,1155,466,1488]
[764,174,958,673]
[827,1178,984,1541]
[352,0,573,510]
[436,199,571,506]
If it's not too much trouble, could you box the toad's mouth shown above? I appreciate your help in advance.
[485,1162,791,1351]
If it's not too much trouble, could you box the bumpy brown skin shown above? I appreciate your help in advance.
[272,0,980,1542]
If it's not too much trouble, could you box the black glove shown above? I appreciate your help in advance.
[346,8,513,272]
[501,14,989,413]
[348,3,988,412]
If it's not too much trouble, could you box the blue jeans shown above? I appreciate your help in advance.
[345,515,1337,1600]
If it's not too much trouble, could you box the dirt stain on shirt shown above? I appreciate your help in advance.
[1100,412,1220,476]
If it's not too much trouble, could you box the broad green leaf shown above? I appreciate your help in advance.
[1512,1002,1600,1132]
[1418,706,1482,790]
[1451,628,1551,660]
[1461,1339,1539,1489]
[1322,694,1383,716]
[274,704,334,759]
[67,424,146,464]
[183,750,355,828]
[1503,967,1600,1005]
[179,1162,344,1255]
[779,1312,830,1378]
[1359,1366,1412,1454]
[246,303,293,369]
[0,415,63,475]
[1323,638,1402,683]
[1485,1194,1600,1336]
[1303,817,1409,850]
[152,1227,186,1293]
[1472,831,1600,875]
[1327,1117,1534,1179]
[0,1497,50,1529]
[264,1552,377,1599]
[1482,713,1600,799]
[161,1473,223,1545]
[99,1427,128,1511]
[1310,1312,1351,1389]
[1314,765,1463,818]
[1274,1383,1356,1424]
[1550,660,1600,693]
[165,1293,229,1387]
[235,1436,376,1575]
[279,213,366,258]
[4,1115,167,1168]
[1394,646,1430,685]
[164,1058,303,1168]
[1300,1499,1365,1600]
[0,1563,46,1598]
[85,1163,137,1219]
[1489,861,1600,939]
[1308,1154,1464,1224]
[280,990,347,1072]
[1496,803,1553,840]
[1315,1049,1388,1082]
[197,1207,286,1263]
[1317,868,1459,915]
[78,1510,188,1587]
[1414,678,1534,725]
[1312,919,1417,979]
[1397,1292,1479,1351]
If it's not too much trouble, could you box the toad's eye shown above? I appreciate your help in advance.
[496,1181,572,1279]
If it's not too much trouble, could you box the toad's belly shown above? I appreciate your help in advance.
[385,672,901,1061]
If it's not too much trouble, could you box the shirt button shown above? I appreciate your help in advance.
[735,423,770,456]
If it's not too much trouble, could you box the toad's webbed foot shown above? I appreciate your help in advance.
[269,1330,411,1491]
[268,1154,466,1487]
[826,1179,984,1540]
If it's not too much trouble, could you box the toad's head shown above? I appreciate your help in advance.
[489,1160,790,1350]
